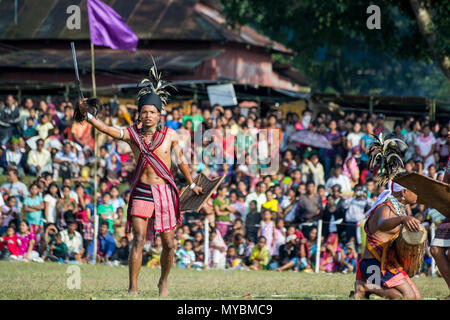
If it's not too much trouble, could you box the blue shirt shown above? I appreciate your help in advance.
[24,195,44,226]
[166,120,181,130]
[87,232,116,258]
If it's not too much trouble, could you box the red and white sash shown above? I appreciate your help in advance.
[126,123,181,241]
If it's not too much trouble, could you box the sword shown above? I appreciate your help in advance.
[70,41,84,99]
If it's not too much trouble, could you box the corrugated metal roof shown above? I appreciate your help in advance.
[0,48,223,72]
[0,0,291,54]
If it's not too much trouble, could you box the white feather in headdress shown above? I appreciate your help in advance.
[137,56,176,113]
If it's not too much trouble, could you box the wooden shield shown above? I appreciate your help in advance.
[179,173,226,213]
[394,173,450,218]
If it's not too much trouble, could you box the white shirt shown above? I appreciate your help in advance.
[347,132,364,148]
[60,229,84,255]
[244,192,267,217]
[27,149,51,167]
[325,174,352,193]
[43,194,58,224]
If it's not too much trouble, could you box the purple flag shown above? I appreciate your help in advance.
[87,0,138,51]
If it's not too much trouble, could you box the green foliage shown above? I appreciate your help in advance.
[220,0,450,99]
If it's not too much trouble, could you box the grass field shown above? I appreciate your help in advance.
[0,261,448,300]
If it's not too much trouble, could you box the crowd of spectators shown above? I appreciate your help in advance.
[0,93,448,276]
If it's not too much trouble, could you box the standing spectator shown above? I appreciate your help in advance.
[325,166,352,194]
[166,107,182,130]
[262,189,279,214]
[404,120,421,161]
[56,185,78,229]
[244,182,267,217]
[343,154,360,187]
[296,182,322,224]
[374,113,389,136]
[245,200,260,241]
[0,95,21,146]
[23,183,45,242]
[27,139,52,176]
[98,192,115,233]
[60,220,84,263]
[258,209,275,255]
[0,169,28,211]
[213,186,234,238]
[323,120,342,178]
[343,184,371,245]
[360,122,376,165]
[415,124,436,174]
[36,113,54,140]
[5,140,26,176]
[346,122,364,160]
[53,142,78,180]
[302,154,325,187]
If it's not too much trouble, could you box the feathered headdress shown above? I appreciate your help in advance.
[137,56,176,115]
[368,132,409,186]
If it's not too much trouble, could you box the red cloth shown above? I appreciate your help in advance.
[2,234,20,256]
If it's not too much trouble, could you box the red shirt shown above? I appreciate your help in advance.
[1,234,20,256]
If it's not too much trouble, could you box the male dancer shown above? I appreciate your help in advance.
[77,65,202,297]
[352,134,422,299]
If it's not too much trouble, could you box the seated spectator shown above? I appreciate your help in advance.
[36,113,54,140]
[319,233,343,273]
[224,218,245,243]
[111,236,130,266]
[209,228,227,269]
[0,226,21,260]
[248,236,271,270]
[274,234,300,271]
[175,239,196,269]
[39,223,59,260]
[60,220,84,263]
[27,139,52,176]
[46,233,68,262]
[86,222,116,264]
[341,242,358,273]
[16,221,43,262]
[146,236,162,268]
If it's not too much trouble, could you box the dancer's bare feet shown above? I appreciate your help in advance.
[352,281,369,300]
[128,289,138,297]
[158,279,169,297]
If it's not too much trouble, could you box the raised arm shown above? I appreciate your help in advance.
[78,98,131,143]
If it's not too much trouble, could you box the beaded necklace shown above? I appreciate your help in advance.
[387,195,407,217]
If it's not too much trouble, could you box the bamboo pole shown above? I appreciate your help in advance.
[91,42,99,263]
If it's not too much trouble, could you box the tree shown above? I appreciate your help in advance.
[220,0,450,98]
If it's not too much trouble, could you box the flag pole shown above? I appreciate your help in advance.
[91,42,99,264]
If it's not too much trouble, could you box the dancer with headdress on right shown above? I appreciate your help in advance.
[351,134,422,300]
